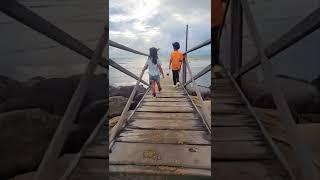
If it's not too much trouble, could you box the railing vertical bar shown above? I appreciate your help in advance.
[182,24,188,84]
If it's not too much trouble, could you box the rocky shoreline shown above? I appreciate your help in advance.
[0,74,110,179]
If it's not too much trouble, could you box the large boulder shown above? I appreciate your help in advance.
[186,85,211,100]
[109,85,146,98]
[108,96,128,118]
[0,108,61,179]
[0,73,107,116]
[0,75,23,104]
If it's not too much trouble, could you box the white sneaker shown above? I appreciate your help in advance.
[177,82,180,86]
[173,84,177,88]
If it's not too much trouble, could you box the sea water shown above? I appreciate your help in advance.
[109,55,211,87]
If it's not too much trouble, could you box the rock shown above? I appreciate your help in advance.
[186,85,211,100]
[0,75,23,103]
[130,93,145,110]
[0,108,61,179]
[244,77,320,113]
[0,73,107,116]
[24,76,46,87]
[63,99,108,153]
[109,110,134,128]
[9,154,77,180]
[109,85,146,98]
[108,96,128,118]
[109,86,120,96]
[311,75,320,91]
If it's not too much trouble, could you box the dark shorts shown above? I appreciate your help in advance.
[149,75,160,82]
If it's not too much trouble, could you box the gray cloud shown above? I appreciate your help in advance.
[109,0,210,57]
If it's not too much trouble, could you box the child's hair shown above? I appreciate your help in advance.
[172,42,180,50]
[149,47,158,64]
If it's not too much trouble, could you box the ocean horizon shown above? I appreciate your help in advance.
[109,54,211,87]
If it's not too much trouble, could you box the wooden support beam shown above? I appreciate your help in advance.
[184,39,211,55]
[184,64,211,86]
[240,0,318,179]
[109,40,149,56]
[0,0,108,68]
[182,24,188,84]
[230,0,243,74]
[109,68,147,151]
[34,30,107,180]
[233,7,320,78]
[185,60,211,133]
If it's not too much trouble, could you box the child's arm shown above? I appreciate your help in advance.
[157,64,164,78]
[169,58,172,69]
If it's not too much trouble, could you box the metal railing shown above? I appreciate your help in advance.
[216,0,320,179]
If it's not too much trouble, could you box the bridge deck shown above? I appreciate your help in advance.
[108,75,211,177]
[69,70,291,180]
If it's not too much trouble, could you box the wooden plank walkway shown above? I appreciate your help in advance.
[68,75,211,179]
[212,70,290,180]
[108,75,211,177]
[69,70,291,180]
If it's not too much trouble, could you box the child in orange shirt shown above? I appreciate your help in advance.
[169,42,184,87]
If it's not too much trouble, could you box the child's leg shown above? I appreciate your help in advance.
[151,80,157,97]
[176,70,180,83]
[172,70,176,85]
[156,80,161,91]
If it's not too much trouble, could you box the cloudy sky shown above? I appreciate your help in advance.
[109,0,211,58]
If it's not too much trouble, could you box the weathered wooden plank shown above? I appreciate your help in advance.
[127,120,204,130]
[84,144,107,159]
[137,106,194,113]
[71,158,106,180]
[148,92,185,95]
[141,101,192,107]
[213,89,239,95]
[146,94,186,98]
[109,142,211,169]
[213,92,240,98]
[214,127,262,141]
[109,164,211,177]
[117,129,210,145]
[212,160,289,180]
[144,98,189,102]
[213,104,249,114]
[213,141,273,160]
[132,112,199,120]
[213,103,248,114]
[213,114,256,127]
[213,98,244,104]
